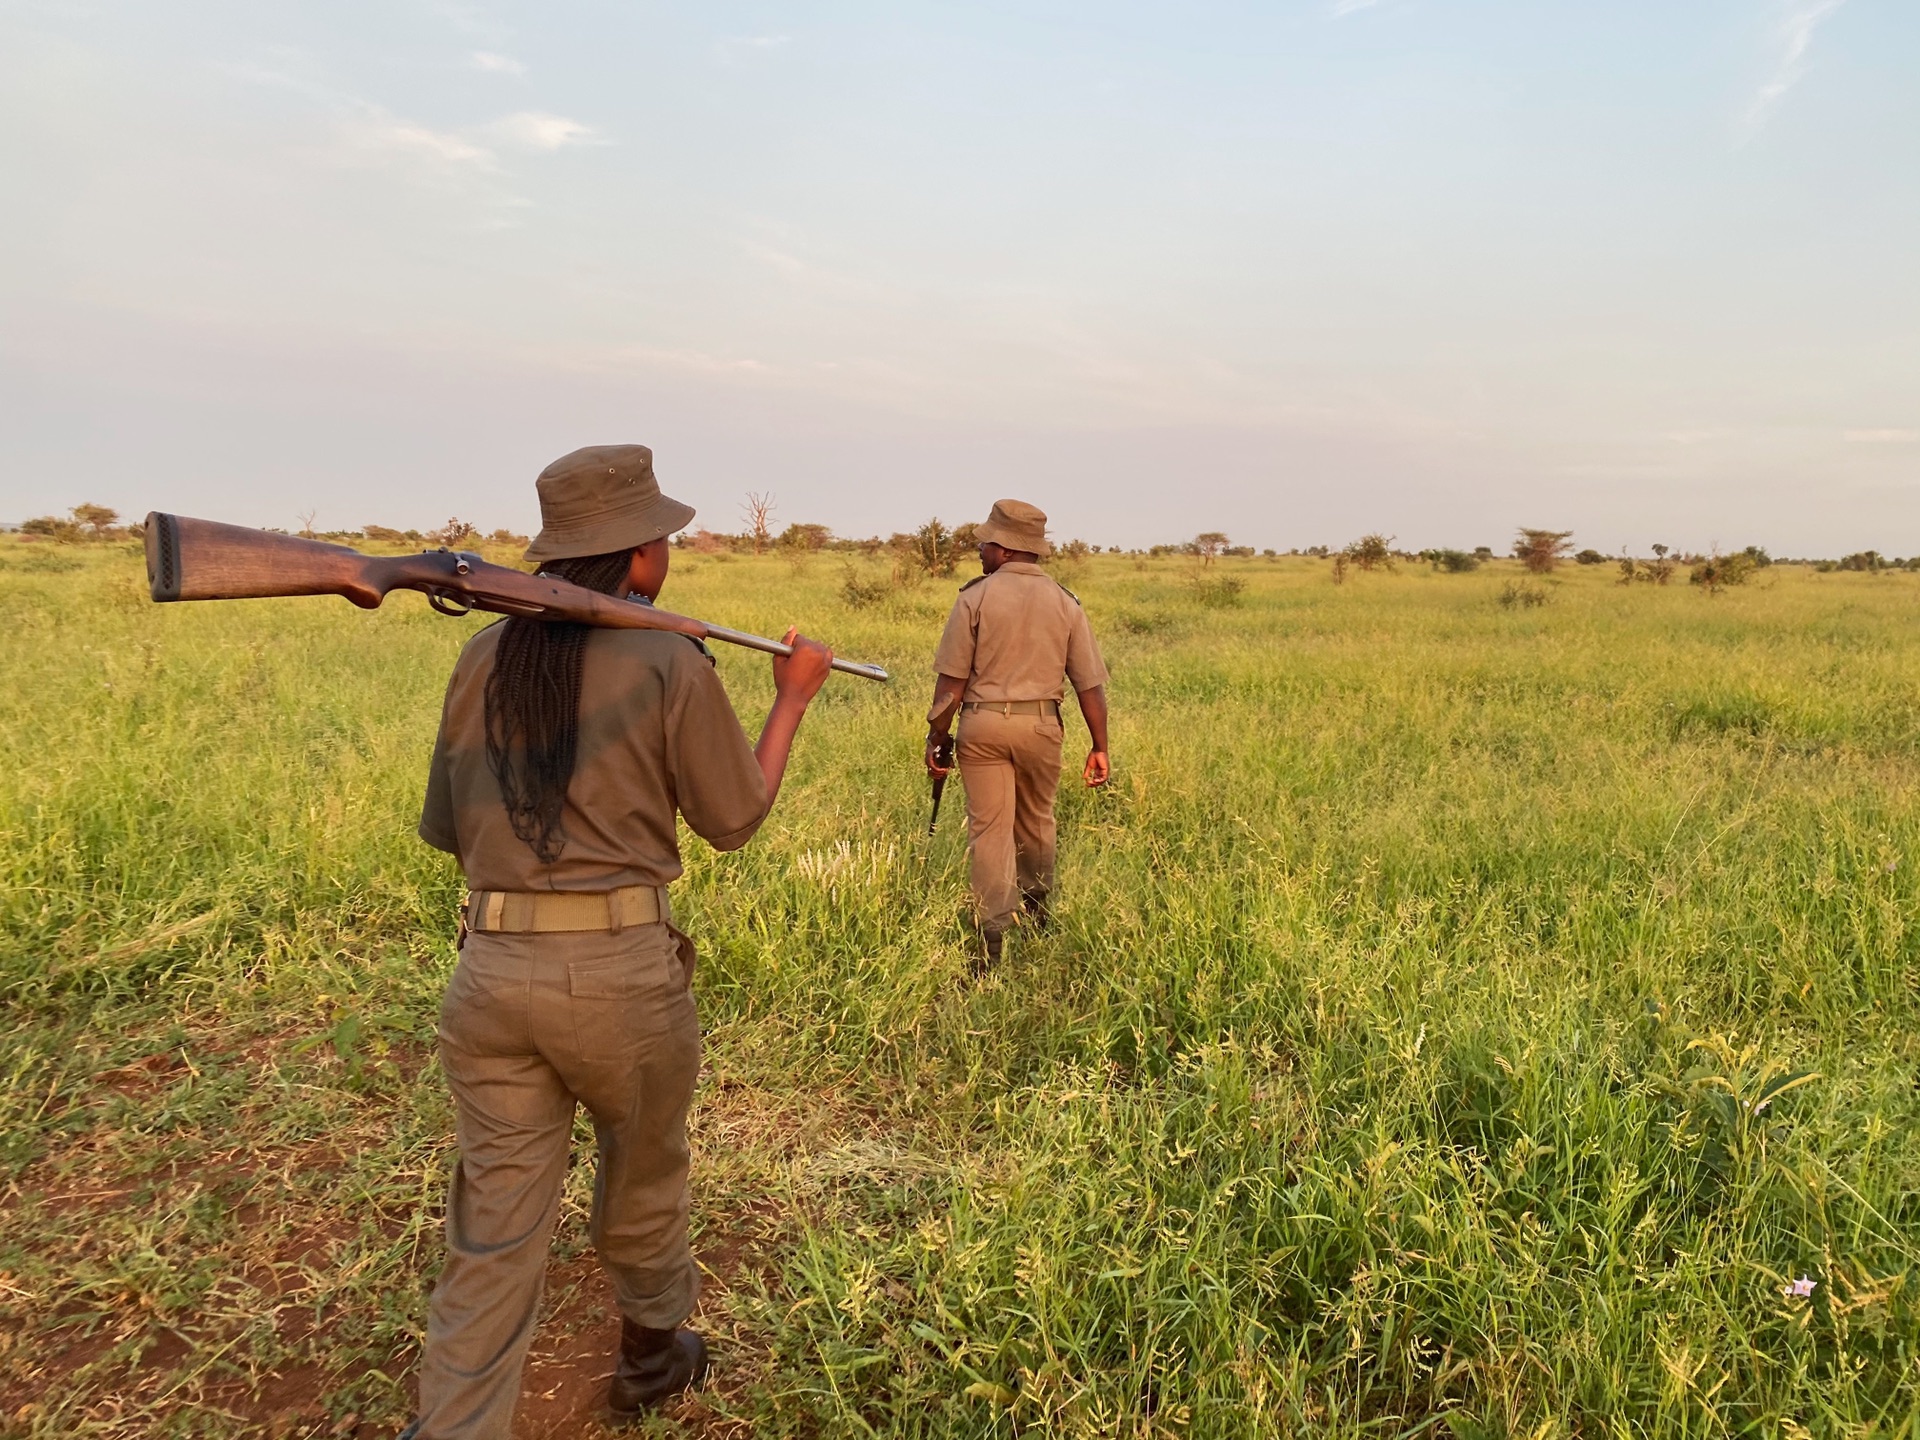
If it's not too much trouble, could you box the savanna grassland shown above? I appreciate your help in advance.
[2,536,1917,1440]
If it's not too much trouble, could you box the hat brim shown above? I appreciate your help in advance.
[523,495,696,564]
[976,521,1051,557]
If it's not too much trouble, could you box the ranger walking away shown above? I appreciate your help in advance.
[925,500,1111,966]
[402,445,833,1438]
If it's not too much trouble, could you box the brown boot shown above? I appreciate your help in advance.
[975,926,1004,973]
[608,1319,708,1421]
[1021,889,1051,932]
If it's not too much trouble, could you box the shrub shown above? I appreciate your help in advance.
[1343,534,1395,572]
[1838,551,1886,572]
[1690,552,1757,595]
[20,516,81,543]
[1431,549,1480,573]
[778,523,832,552]
[1514,528,1574,573]
[1186,573,1245,608]
[1619,556,1676,586]
[1498,580,1549,609]
[1575,549,1607,565]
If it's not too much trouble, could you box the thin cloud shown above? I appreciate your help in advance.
[715,34,792,64]
[469,51,526,76]
[484,111,600,151]
[1745,0,1847,129]
[1331,0,1382,14]
[1844,429,1919,444]
[343,112,495,167]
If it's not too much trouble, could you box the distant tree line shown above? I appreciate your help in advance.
[10,503,1918,582]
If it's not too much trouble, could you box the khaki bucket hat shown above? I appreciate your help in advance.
[523,444,696,563]
[975,498,1051,557]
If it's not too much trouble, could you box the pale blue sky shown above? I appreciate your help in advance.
[2,0,1914,553]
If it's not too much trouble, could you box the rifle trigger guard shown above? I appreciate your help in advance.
[427,589,474,618]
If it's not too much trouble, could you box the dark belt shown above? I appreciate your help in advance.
[961,700,1061,717]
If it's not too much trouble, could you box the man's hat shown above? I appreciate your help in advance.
[975,498,1051,557]
[523,444,696,564]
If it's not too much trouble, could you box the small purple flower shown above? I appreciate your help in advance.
[1785,1277,1817,1298]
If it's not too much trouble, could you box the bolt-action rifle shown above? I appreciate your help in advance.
[141,513,890,682]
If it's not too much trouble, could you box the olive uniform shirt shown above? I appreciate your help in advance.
[931,561,1109,704]
[420,624,767,891]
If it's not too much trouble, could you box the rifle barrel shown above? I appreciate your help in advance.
[701,624,889,682]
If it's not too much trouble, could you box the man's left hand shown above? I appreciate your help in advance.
[1083,750,1110,787]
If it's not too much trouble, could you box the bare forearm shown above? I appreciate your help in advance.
[1077,686,1109,752]
[754,693,811,806]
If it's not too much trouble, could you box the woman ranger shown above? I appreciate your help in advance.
[401,445,832,1438]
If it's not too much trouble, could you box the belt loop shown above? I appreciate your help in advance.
[658,887,672,928]
[608,888,625,935]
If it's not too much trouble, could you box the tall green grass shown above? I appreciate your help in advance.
[1,540,1916,1436]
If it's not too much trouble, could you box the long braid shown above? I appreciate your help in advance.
[483,548,636,863]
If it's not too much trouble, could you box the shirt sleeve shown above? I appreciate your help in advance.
[932,592,977,679]
[418,683,460,857]
[1064,603,1110,693]
[665,648,770,852]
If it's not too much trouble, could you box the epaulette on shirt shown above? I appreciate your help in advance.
[1057,583,1082,605]
[958,575,986,592]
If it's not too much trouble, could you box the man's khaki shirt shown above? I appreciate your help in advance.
[932,561,1109,703]
[420,624,768,892]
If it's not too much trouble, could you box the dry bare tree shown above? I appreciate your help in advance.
[742,492,776,556]
[296,508,318,539]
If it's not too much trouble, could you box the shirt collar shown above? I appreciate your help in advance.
[996,561,1047,576]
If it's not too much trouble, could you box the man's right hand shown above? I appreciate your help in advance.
[925,733,955,777]
[771,628,833,703]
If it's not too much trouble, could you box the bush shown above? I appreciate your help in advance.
[20,516,81,543]
[1689,552,1757,595]
[1430,549,1480,573]
[1343,534,1394,572]
[1839,551,1886,572]
[1186,573,1246,608]
[1498,580,1549,609]
[1574,549,1607,566]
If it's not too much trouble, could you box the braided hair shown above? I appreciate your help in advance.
[483,547,637,863]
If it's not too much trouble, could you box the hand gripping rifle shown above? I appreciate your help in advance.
[927,733,956,835]
[142,513,890,682]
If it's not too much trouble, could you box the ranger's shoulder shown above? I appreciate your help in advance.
[1054,581,1082,606]
[957,574,987,592]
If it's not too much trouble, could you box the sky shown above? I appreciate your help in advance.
[2,0,1915,555]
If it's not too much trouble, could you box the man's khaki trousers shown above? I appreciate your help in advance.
[415,922,701,1440]
[956,706,1065,934]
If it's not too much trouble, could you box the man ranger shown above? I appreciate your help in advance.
[925,499,1111,964]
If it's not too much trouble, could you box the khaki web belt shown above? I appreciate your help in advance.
[961,700,1061,716]
[463,884,670,934]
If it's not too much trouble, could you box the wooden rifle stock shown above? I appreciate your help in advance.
[143,513,890,682]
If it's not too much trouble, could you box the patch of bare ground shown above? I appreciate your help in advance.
[0,1063,877,1438]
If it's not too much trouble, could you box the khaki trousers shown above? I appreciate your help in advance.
[415,922,701,1440]
[956,706,1065,933]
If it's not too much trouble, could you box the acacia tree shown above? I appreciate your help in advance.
[1193,532,1230,567]
[1514,528,1574,574]
[71,503,119,537]
[742,493,777,556]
